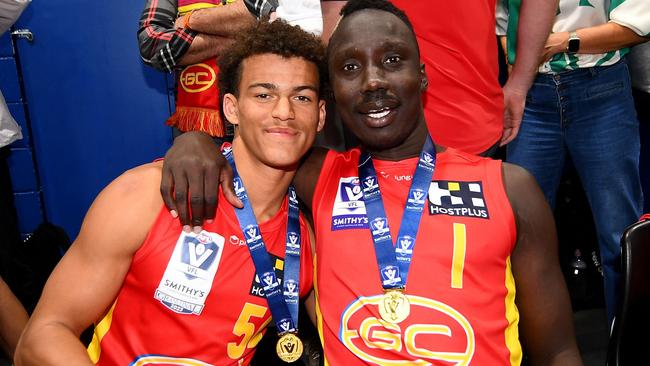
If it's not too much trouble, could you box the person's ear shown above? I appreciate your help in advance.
[223,93,240,126]
[317,99,326,132]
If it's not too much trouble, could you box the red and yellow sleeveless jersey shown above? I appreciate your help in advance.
[392,0,503,154]
[87,191,313,366]
[312,148,520,365]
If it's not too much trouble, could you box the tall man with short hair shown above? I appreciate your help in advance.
[159,1,582,364]
[16,20,325,366]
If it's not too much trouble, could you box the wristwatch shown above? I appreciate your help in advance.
[567,31,580,54]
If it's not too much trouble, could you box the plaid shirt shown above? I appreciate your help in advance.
[137,0,275,72]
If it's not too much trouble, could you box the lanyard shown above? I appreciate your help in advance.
[222,144,301,334]
[358,135,436,290]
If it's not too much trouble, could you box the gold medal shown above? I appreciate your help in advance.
[378,289,410,324]
[276,332,303,363]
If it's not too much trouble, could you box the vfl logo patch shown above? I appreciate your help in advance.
[331,177,369,230]
[395,235,414,256]
[233,177,247,199]
[370,217,390,238]
[406,188,427,211]
[244,225,262,247]
[286,231,301,256]
[421,152,435,168]
[250,254,284,298]
[278,318,293,332]
[284,279,299,299]
[381,265,401,286]
[155,231,224,315]
[428,181,489,219]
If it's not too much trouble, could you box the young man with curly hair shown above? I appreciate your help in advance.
[15,20,325,366]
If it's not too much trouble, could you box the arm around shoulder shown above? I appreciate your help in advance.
[293,147,328,212]
[503,163,582,366]
[14,163,165,365]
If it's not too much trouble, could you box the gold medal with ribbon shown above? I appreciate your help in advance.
[276,332,303,363]
[379,289,410,324]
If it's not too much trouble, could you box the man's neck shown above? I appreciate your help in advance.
[364,118,431,161]
[232,140,296,223]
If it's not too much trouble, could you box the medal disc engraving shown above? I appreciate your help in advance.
[379,290,410,323]
[276,333,303,363]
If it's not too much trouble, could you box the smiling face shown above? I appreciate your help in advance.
[223,54,325,170]
[328,9,428,159]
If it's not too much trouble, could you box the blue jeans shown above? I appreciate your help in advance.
[507,60,643,323]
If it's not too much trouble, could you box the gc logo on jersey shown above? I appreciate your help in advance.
[340,295,475,365]
[250,254,284,298]
[130,355,212,366]
[331,177,369,231]
[428,181,489,219]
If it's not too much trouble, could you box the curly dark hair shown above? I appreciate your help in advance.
[333,0,418,55]
[217,20,327,100]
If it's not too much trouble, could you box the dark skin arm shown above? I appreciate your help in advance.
[503,163,582,365]
[161,132,329,230]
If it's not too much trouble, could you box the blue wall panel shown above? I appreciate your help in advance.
[13,191,42,235]
[13,1,173,239]
[0,32,11,56]
[6,148,37,192]
[0,58,21,102]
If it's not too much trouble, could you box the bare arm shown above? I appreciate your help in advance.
[541,23,649,62]
[177,0,254,37]
[504,163,582,365]
[320,1,346,45]
[0,277,28,359]
[138,0,254,71]
[14,164,164,365]
[293,147,328,212]
[501,0,558,146]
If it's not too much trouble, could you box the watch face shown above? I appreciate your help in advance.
[568,38,580,53]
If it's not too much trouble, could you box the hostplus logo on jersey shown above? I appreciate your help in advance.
[331,177,369,230]
[428,181,489,219]
[249,254,284,298]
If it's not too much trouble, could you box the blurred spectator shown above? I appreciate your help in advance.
[321,0,558,156]
[498,0,650,323]
[137,0,255,139]
[629,42,650,212]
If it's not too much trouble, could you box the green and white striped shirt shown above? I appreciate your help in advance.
[496,0,650,73]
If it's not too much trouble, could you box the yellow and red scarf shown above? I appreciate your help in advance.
[168,0,233,137]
